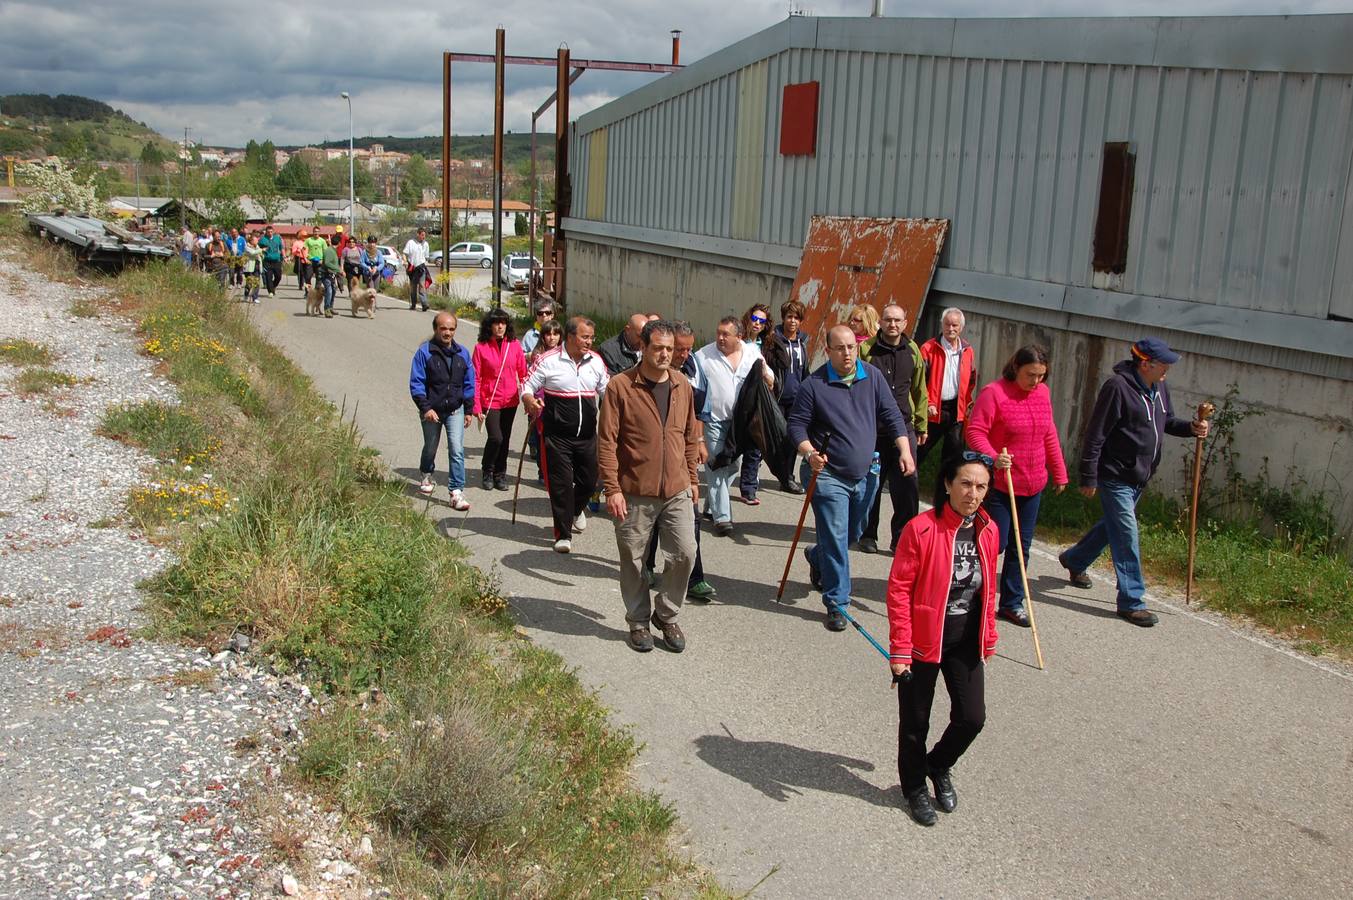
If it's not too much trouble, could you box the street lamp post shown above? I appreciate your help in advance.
[340,92,354,235]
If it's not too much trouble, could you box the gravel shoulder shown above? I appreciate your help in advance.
[0,258,370,899]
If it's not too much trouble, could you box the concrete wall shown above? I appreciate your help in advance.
[567,234,1353,534]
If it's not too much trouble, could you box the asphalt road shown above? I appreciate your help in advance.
[252,280,1353,899]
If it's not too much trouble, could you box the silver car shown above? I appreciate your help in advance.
[436,241,494,268]
[499,254,539,290]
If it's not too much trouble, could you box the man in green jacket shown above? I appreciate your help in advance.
[859,303,927,553]
[318,235,342,318]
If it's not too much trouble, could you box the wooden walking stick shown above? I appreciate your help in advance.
[777,435,830,603]
[1186,401,1216,605]
[1002,447,1045,671]
[510,428,531,525]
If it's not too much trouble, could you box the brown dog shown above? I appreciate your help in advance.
[349,284,377,319]
[305,284,324,316]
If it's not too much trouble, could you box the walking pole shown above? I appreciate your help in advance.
[839,607,912,686]
[776,435,830,603]
[1002,447,1045,671]
[510,428,530,525]
[1186,401,1216,605]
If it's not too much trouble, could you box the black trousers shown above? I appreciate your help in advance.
[483,406,517,478]
[864,429,919,549]
[295,259,310,289]
[645,504,705,585]
[542,432,597,539]
[917,398,964,469]
[263,259,282,293]
[896,639,986,793]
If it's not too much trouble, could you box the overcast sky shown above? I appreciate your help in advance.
[1,0,1346,147]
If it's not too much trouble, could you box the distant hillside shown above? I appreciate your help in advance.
[0,93,177,160]
[311,133,553,168]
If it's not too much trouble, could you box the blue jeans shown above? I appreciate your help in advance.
[319,273,335,311]
[984,489,1043,612]
[702,419,736,524]
[806,468,879,609]
[1062,479,1146,612]
[419,410,466,491]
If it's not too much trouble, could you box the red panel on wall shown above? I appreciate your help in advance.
[780,81,819,156]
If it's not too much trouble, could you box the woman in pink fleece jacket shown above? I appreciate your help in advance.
[472,308,528,491]
[963,345,1068,627]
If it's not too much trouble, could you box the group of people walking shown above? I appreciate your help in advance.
[406,296,1209,827]
[178,223,286,302]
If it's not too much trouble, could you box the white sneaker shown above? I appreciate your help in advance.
[449,489,470,511]
[572,511,587,532]
[553,537,572,553]
[418,474,434,495]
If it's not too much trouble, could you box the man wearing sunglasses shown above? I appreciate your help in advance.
[788,325,916,632]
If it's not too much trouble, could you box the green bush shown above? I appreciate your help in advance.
[0,338,53,366]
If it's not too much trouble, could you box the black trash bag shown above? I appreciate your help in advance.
[710,360,791,484]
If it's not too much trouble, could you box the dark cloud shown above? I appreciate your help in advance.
[1,0,1341,145]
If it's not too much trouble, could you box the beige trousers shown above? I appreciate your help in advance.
[615,492,697,625]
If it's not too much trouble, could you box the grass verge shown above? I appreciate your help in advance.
[13,367,80,395]
[89,254,709,894]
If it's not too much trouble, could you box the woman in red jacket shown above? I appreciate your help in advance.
[964,345,1068,628]
[473,308,528,491]
[887,451,998,827]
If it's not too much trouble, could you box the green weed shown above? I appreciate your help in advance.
[0,338,53,366]
[99,400,217,465]
[13,367,79,395]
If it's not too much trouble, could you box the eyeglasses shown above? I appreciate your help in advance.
[750,315,767,324]
[960,450,994,467]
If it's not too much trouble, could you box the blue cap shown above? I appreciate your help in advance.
[1131,338,1180,365]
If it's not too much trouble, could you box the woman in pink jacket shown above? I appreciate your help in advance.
[472,308,528,491]
[963,345,1068,628]
[887,451,999,827]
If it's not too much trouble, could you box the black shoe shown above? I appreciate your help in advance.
[997,607,1031,628]
[929,768,957,813]
[825,607,847,632]
[409,303,417,310]
[780,478,806,495]
[1058,551,1093,588]
[493,476,509,491]
[804,548,822,591]
[857,537,878,554]
[1118,609,1159,627]
[904,787,937,826]
[481,474,493,491]
[713,520,733,537]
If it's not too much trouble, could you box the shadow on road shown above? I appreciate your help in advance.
[1027,575,1119,619]
[694,730,896,807]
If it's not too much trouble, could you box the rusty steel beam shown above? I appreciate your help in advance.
[447,52,680,74]
[554,47,571,307]
[441,51,451,278]
[492,28,505,309]
[533,67,585,120]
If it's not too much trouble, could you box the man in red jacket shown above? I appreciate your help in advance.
[918,307,978,468]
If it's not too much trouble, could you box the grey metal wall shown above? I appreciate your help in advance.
[570,15,1353,335]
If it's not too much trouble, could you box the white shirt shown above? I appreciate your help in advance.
[940,337,963,401]
[403,238,429,267]
[693,341,764,422]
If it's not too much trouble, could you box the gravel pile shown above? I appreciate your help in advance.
[0,257,377,898]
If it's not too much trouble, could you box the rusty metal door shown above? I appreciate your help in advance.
[789,216,949,366]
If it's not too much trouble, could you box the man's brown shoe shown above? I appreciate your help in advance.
[650,614,686,652]
[1058,550,1092,588]
[1117,609,1159,627]
[627,625,654,652]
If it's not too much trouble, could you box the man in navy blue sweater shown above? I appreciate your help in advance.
[1060,338,1209,627]
[788,325,916,631]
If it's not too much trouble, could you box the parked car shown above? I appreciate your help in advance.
[430,241,494,268]
[499,254,540,290]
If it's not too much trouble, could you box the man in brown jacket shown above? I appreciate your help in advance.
[598,319,701,653]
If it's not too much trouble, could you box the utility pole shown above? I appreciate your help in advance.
[180,127,189,231]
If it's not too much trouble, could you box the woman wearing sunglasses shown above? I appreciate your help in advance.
[962,345,1068,628]
[886,450,999,826]
[737,303,773,505]
[846,304,879,345]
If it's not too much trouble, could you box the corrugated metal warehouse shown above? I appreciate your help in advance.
[561,13,1353,532]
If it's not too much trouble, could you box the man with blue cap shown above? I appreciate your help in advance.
[1059,338,1209,626]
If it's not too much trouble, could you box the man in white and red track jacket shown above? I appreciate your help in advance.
[521,316,610,553]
